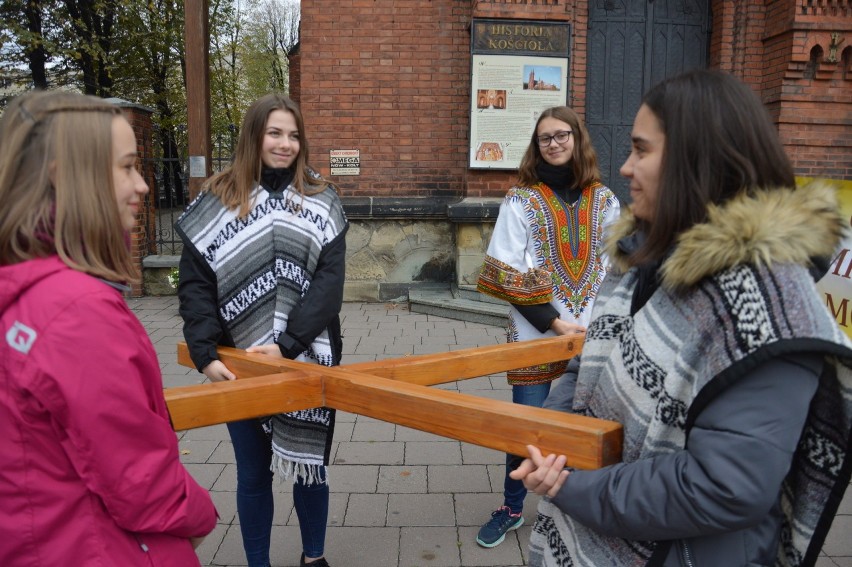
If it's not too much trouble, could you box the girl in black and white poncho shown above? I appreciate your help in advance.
[176,94,347,567]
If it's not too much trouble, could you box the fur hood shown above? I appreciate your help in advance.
[606,182,846,291]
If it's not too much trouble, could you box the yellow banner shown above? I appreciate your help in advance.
[811,178,852,339]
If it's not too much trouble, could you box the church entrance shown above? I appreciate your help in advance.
[585,0,710,203]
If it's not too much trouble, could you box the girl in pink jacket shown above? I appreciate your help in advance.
[0,91,217,566]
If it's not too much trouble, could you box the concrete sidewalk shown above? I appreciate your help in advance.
[130,296,852,567]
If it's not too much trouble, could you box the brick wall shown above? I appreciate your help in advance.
[709,0,770,89]
[773,15,852,179]
[117,104,156,297]
[295,0,850,204]
[296,0,591,199]
[709,0,851,180]
[297,0,470,198]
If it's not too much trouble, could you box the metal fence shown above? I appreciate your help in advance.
[143,130,235,255]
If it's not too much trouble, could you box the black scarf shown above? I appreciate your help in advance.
[261,166,295,194]
[536,162,581,205]
[615,230,661,315]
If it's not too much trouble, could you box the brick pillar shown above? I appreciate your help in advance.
[108,99,156,297]
[288,44,301,105]
[709,0,851,181]
[766,3,851,180]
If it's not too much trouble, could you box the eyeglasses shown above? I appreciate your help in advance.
[537,130,573,147]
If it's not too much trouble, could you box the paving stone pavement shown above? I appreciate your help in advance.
[129,296,852,567]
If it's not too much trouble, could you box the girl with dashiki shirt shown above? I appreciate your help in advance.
[475,106,620,549]
[176,94,345,567]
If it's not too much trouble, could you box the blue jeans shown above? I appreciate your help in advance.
[503,382,552,514]
[227,419,329,566]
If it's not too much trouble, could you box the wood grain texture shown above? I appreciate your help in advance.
[167,337,623,469]
[166,371,322,430]
[345,334,585,385]
[176,335,584,386]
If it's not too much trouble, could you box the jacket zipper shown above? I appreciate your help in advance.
[679,540,695,567]
[134,534,150,553]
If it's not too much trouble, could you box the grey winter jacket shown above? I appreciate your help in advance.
[544,353,822,566]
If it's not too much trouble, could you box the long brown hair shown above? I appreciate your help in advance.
[0,90,138,283]
[631,69,796,265]
[517,106,601,190]
[205,93,333,216]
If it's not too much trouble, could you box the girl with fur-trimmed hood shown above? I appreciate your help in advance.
[511,69,852,567]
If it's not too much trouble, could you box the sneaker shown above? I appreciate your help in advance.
[300,553,330,567]
[476,506,524,548]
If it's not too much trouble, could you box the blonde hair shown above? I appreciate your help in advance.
[0,90,138,283]
[206,93,334,216]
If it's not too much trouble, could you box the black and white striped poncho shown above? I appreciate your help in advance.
[177,179,347,484]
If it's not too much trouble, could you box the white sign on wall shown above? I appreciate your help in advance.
[469,54,569,169]
[330,149,360,176]
[469,19,570,170]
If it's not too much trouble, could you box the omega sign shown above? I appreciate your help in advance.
[330,149,360,176]
[472,19,570,57]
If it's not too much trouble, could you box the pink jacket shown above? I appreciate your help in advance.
[0,256,217,566]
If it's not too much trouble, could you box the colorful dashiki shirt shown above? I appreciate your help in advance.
[477,182,620,384]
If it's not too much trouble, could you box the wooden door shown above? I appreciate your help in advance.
[585,0,710,203]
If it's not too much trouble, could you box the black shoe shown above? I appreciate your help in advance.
[300,553,330,567]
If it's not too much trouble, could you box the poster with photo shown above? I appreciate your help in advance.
[469,55,568,169]
[468,20,570,170]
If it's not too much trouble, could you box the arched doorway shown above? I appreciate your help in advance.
[585,0,710,203]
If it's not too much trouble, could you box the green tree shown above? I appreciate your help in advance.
[117,0,189,204]
[1,0,125,96]
[208,0,300,140]
[63,0,119,96]
[2,0,300,195]
[1,0,70,90]
[209,0,248,139]
[243,0,299,98]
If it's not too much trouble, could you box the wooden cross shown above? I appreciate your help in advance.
[164,335,622,470]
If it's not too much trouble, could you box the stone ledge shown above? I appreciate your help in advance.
[142,255,181,268]
[447,197,502,222]
[342,281,450,303]
[342,197,458,219]
[408,287,508,326]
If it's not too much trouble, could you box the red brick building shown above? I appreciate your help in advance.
[109,100,157,297]
[287,0,851,301]
[292,0,850,195]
